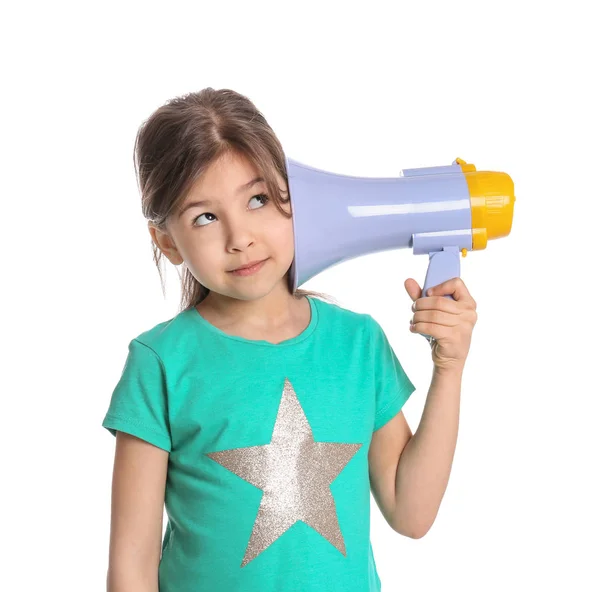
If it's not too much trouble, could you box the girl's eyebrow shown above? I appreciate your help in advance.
[178,177,264,218]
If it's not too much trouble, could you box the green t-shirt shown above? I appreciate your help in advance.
[102,295,415,591]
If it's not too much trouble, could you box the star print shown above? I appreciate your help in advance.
[206,377,362,567]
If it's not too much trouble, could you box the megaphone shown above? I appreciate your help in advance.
[285,156,515,337]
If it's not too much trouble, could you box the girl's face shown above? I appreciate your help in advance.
[152,151,295,302]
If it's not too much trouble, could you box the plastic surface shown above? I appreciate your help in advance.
[284,156,515,341]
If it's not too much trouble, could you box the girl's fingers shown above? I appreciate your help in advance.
[426,277,477,308]
[411,295,471,314]
[411,310,460,328]
[410,321,450,339]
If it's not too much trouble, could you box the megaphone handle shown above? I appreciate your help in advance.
[420,246,461,342]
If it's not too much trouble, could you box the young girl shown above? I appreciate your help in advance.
[102,87,478,592]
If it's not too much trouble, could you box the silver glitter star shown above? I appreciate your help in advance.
[206,378,362,567]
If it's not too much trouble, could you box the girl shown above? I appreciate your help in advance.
[102,87,478,592]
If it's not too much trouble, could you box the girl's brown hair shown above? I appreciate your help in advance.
[133,87,338,313]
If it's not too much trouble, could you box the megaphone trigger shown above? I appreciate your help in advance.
[419,246,461,341]
[422,246,461,300]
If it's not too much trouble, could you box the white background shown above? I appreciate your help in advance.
[3,0,599,590]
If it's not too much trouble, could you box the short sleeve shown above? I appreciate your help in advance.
[102,338,172,452]
[367,315,416,432]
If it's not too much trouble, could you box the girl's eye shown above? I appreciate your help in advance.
[192,193,270,227]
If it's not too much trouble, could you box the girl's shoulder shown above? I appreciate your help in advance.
[310,295,372,337]
[127,306,199,362]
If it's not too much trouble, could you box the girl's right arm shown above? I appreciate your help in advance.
[106,431,169,592]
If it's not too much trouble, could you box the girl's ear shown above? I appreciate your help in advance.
[148,221,184,265]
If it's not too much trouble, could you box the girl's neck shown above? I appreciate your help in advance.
[195,285,310,342]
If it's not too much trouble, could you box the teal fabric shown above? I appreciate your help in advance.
[102,296,415,591]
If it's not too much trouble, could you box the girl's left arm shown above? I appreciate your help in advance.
[369,277,477,539]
